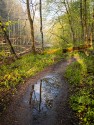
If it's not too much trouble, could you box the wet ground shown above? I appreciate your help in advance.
[0,58,79,125]
[29,73,63,125]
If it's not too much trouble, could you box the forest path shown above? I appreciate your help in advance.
[0,58,78,125]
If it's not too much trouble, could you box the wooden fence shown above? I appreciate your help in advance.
[0,35,32,55]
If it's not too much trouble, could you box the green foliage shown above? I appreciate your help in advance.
[0,51,10,61]
[65,57,87,85]
[65,53,94,125]
[0,49,63,113]
[0,18,18,35]
[0,53,55,88]
[70,87,94,125]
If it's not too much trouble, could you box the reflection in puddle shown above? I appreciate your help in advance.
[29,74,62,122]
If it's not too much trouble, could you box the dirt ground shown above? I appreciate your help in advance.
[0,58,79,125]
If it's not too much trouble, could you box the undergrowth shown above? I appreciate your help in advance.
[65,52,94,125]
[0,48,63,114]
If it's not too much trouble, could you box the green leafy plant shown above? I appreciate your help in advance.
[65,52,94,125]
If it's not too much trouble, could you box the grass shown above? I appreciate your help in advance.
[0,48,63,114]
[65,52,94,125]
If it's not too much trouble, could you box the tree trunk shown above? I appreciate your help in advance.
[80,0,84,40]
[0,20,18,59]
[39,0,44,51]
[91,5,94,45]
[64,0,76,44]
[26,0,36,53]
[83,0,88,44]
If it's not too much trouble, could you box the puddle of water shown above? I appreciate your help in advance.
[29,74,62,124]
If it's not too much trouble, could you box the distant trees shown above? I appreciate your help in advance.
[45,0,94,48]
[0,0,32,55]
[1,0,94,55]
[0,0,46,54]
[79,0,94,46]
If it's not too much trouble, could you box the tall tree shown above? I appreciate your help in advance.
[92,4,94,42]
[26,0,36,53]
[80,0,84,40]
[83,0,88,44]
[39,0,44,51]
[62,0,76,43]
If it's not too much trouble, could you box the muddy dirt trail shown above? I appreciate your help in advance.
[0,58,79,125]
